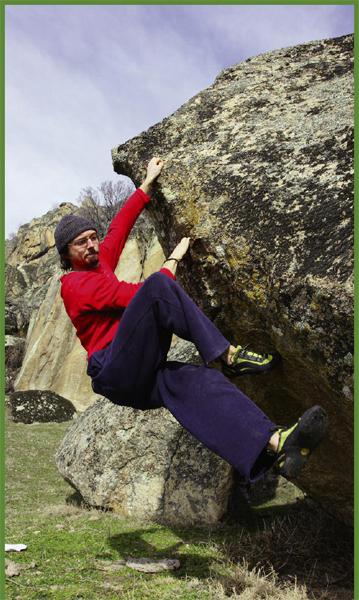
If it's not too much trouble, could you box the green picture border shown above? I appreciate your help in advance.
[1,4,5,600]
[354,4,358,598]
[1,3,356,600]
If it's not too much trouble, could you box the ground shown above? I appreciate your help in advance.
[4,413,354,600]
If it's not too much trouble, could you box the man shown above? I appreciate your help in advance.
[55,157,328,483]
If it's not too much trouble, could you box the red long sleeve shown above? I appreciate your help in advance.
[100,188,151,272]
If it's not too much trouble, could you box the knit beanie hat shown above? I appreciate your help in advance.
[54,214,97,253]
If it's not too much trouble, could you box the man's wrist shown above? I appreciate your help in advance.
[139,179,152,195]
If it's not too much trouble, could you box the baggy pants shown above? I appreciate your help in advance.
[87,272,276,482]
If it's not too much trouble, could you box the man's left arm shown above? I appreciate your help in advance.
[99,158,164,271]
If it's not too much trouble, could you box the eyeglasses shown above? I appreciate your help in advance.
[69,233,98,248]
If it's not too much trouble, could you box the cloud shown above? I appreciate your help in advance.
[5,34,120,232]
[5,4,354,237]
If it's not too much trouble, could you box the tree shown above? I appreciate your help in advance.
[77,177,135,239]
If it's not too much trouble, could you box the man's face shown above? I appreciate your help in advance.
[67,229,100,271]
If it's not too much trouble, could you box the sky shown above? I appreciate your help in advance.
[5,4,355,238]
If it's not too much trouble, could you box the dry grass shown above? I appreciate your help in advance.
[208,561,309,599]
[222,508,354,595]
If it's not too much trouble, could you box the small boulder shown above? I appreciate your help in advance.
[9,390,76,424]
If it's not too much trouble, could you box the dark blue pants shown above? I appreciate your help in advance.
[87,272,276,481]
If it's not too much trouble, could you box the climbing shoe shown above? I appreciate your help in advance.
[273,405,328,479]
[221,344,281,378]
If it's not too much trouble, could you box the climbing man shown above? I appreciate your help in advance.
[55,157,328,483]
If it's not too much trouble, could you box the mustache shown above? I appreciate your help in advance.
[86,250,99,257]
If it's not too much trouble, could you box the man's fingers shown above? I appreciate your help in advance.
[145,157,164,185]
[149,157,164,174]
[150,157,163,167]
[179,238,190,254]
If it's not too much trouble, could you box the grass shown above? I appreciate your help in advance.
[5,414,354,600]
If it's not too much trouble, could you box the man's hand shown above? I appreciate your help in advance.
[140,157,164,195]
[161,238,191,276]
[169,237,190,262]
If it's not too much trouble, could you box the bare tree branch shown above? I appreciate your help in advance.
[76,177,135,240]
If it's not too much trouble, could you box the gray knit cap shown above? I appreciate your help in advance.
[54,214,97,253]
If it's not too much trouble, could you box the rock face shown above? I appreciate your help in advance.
[112,35,354,523]
[5,204,80,394]
[9,390,76,424]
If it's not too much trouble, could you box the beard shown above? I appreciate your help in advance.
[85,251,99,268]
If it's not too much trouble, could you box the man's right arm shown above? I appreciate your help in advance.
[99,189,150,271]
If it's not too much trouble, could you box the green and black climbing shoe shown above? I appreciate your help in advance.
[274,405,328,479]
[221,345,281,378]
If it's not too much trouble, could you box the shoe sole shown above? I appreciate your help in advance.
[277,405,328,479]
[222,352,282,378]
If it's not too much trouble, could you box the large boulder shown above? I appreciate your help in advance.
[54,340,256,525]
[112,35,354,523]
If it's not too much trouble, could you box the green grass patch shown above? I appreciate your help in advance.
[5,415,353,600]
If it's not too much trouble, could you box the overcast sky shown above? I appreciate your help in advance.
[5,4,354,238]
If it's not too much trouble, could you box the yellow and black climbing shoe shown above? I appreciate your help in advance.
[221,345,281,378]
[273,405,328,479]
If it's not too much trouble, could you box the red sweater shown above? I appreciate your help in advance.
[60,188,175,358]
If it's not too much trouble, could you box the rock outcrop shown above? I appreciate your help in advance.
[112,35,354,523]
